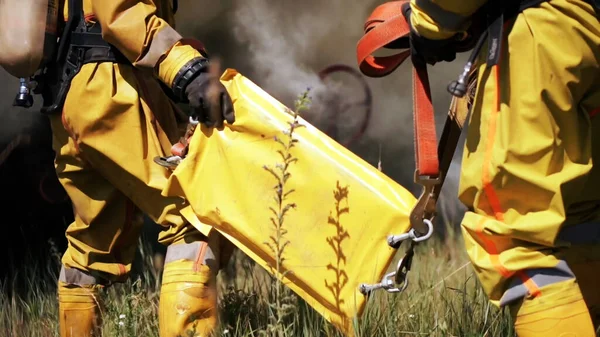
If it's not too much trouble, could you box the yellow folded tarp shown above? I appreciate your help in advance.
[163,69,417,335]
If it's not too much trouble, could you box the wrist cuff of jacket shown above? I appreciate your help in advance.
[172,57,210,102]
[157,41,206,89]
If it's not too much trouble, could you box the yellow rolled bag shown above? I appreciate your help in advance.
[162,69,417,335]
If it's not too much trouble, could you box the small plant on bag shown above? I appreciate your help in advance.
[260,89,311,337]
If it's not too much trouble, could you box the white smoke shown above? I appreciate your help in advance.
[225,0,470,225]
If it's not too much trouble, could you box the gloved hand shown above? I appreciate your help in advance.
[185,71,235,128]
[173,57,235,128]
[400,2,464,66]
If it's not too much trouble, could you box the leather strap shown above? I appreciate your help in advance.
[357,0,439,178]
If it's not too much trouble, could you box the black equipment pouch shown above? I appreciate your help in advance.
[34,0,130,115]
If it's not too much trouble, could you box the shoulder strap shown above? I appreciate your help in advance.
[357,0,457,235]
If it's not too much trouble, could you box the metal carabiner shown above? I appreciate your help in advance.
[387,219,434,248]
[189,115,200,125]
[394,245,415,287]
[358,243,416,295]
[359,269,404,295]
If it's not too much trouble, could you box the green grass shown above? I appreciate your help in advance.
[0,229,516,337]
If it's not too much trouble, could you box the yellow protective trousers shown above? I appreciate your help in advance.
[457,0,600,333]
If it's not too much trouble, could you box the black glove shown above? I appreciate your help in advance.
[400,2,463,66]
[172,57,235,128]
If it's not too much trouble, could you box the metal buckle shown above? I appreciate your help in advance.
[408,170,440,236]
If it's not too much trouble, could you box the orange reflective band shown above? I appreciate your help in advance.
[194,242,208,272]
[474,217,513,278]
[516,270,542,298]
[482,63,505,222]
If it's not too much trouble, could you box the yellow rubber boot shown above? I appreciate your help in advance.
[511,279,596,337]
[58,281,103,337]
[159,258,218,337]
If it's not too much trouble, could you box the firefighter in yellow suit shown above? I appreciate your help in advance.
[51,1,234,336]
[404,0,600,335]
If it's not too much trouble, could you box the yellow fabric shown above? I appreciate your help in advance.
[569,255,600,326]
[49,61,198,282]
[159,260,218,337]
[162,69,417,336]
[509,279,596,337]
[410,0,487,39]
[58,282,103,337]
[63,0,203,87]
[457,0,600,308]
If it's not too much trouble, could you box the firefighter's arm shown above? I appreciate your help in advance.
[91,0,204,89]
[410,0,488,40]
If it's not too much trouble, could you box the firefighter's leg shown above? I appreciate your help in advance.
[50,61,220,336]
[561,237,600,329]
[571,260,600,327]
[457,0,600,335]
[157,228,221,337]
[508,278,594,337]
[502,235,600,336]
[51,127,146,337]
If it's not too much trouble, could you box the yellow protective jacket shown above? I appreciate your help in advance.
[409,0,487,39]
[410,0,600,334]
[64,0,204,92]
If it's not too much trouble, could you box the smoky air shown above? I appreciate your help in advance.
[0,0,468,225]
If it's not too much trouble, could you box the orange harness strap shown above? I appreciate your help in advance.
[357,1,439,178]
[357,1,449,235]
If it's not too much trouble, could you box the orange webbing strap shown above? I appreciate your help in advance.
[357,0,439,179]
[357,1,470,233]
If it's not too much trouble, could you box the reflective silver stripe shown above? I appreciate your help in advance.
[59,266,99,286]
[164,241,218,271]
[557,221,600,245]
[499,261,575,307]
[414,0,471,32]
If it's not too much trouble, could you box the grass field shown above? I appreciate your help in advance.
[0,228,517,337]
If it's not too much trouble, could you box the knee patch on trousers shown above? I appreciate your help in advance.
[159,241,219,337]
